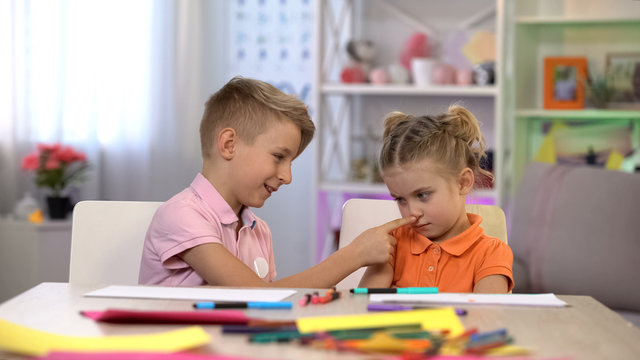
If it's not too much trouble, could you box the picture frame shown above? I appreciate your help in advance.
[544,57,587,110]
[605,52,640,109]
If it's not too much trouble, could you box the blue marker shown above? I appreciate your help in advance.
[193,301,292,309]
[350,287,438,294]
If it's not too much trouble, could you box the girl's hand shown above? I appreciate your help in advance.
[349,216,416,266]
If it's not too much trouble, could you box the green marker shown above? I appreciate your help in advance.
[350,287,438,294]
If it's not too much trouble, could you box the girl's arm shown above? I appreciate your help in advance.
[473,274,509,293]
[358,262,393,288]
[181,216,415,288]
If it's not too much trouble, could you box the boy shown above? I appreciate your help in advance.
[139,76,414,287]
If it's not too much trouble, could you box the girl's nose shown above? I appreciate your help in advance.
[407,202,423,219]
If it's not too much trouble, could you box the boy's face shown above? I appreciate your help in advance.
[229,118,301,211]
[382,159,468,243]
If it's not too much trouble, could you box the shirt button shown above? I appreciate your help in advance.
[433,248,439,254]
[428,266,434,272]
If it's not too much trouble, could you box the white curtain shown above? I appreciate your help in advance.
[0,0,220,215]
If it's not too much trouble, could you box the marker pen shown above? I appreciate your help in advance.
[193,301,292,309]
[350,287,438,294]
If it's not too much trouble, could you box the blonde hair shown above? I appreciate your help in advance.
[379,105,493,185]
[199,76,315,159]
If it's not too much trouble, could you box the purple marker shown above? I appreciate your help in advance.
[367,303,467,316]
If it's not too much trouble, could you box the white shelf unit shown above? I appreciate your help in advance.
[503,0,640,200]
[313,0,505,261]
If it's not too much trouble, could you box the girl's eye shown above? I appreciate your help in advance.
[394,197,406,204]
[417,192,431,200]
[273,154,284,161]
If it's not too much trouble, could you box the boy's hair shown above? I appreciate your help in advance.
[379,104,493,185]
[199,76,315,159]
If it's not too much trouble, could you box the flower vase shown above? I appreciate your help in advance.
[46,196,71,220]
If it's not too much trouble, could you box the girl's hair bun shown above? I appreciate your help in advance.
[383,111,411,138]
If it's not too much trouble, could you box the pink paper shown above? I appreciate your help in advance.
[81,309,249,324]
[36,351,267,360]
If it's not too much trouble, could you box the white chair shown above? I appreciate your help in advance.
[335,198,508,289]
[69,200,163,285]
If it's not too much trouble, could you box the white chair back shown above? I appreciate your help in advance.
[336,199,508,289]
[69,200,163,285]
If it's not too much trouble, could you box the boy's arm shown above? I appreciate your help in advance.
[180,243,272,287]
[358,263,393,288]
[270,216,414,288]
[181,216,414,288]
[473,274,509,293]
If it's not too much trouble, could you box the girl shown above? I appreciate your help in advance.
[359,105,514,293]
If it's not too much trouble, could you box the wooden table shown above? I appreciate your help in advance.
[1,283,639,359]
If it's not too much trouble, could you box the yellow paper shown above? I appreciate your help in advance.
[296,308,464,336]
[0,319,210,357]
[534,135,557,163]
[605,151,624,170]
[534,122,568,163]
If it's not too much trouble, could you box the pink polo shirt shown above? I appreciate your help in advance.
[138,173,276,286]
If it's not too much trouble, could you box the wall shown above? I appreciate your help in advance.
[221,0,316,278]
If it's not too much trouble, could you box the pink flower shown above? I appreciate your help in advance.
[37,143,62,153]
[21,143,90,196]
[21,153,40,170]
[45,157,60,170]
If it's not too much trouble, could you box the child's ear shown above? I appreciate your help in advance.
[217,128,237,160]
[458,167,475,195]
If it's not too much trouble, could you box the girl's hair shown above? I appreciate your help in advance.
[200,76,315,159]
[379,104,493,185]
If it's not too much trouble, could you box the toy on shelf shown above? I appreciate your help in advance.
[341,39,375,83]
[369,68,390,85]
[388,64,409,84]
[400,32,430,71]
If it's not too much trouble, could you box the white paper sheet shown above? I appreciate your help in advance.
[85,285,296,302]
[369,293,568,307]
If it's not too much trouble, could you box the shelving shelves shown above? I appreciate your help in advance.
[322,84,498,96]
[515,17,640,25]
[313,0,504,261]
[515,109,640,120]
[502,0,640,203]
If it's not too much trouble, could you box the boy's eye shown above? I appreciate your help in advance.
[273,154,284,161]
[394,197,406,204]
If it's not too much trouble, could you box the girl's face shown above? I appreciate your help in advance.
[382,159,472,243]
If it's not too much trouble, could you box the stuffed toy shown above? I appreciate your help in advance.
[341,39,375,83]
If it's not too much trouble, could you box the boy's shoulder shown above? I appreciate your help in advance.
[152,187,217,230]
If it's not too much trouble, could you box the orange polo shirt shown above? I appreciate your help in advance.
[391,213,514,292]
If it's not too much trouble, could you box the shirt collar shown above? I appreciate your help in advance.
[410,213,483,256]
[190,173,257,228]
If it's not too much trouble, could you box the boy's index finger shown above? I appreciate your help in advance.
[380,216,416,233]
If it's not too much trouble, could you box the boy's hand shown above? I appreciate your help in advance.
[350,216,416,266]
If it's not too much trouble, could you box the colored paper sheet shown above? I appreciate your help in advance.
[296,307,464,336]
[85,285,296,302]
[535,122,569,163]
[534,134,557,163]
[369,293,568,307]
[0,319,210,357]
[605,151,624,170]
[81,309,249,324]
[428,357,551,360]
[35,351,262,360]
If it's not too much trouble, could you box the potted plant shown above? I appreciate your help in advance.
[21,143,89,219]
[585,72,618,109]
